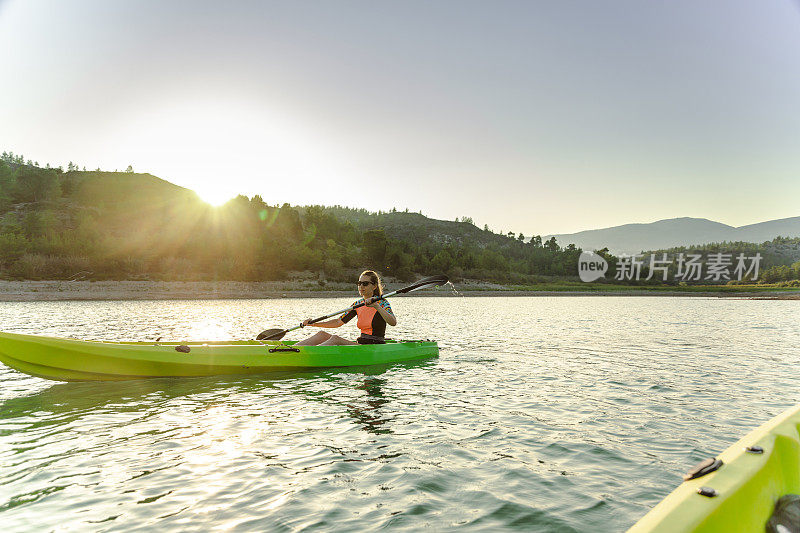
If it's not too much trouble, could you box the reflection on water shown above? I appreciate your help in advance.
[1,296,799,531]
[349,378,393,435]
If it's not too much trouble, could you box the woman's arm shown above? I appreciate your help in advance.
[368,299,397,326]
[302,318,344,328]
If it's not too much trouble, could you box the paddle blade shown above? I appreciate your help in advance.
[256,328,286,341]
[396,274,449,294]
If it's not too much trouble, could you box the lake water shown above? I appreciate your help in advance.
[1,296,798,531]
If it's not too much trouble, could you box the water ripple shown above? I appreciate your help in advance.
[0,297,799,531]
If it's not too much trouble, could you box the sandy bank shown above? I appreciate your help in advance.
[0,280,798,301]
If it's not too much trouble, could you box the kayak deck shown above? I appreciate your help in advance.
[628,403,800,532]
[0,332,438,381]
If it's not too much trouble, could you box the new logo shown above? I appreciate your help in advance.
[578,251,608,282]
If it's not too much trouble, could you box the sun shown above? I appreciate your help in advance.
[195,186,236,207]
[115,96,359,209]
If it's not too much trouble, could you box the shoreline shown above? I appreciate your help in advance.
[0,280,798,301]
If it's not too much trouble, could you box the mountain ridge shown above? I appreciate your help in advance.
[546,216,800,255]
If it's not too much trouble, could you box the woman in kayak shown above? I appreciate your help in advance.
[295,270,396,346]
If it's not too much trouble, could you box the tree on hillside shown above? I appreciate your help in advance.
[0,160,14,188]
[274,203,303,240]
[12,166,61,203]
[363,229,387,265]
[431,249,454,273]
[0,161,14,212]
[21,212,44,238]
[0,232,27,266]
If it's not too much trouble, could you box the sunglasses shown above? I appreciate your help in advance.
[357,281,373,287]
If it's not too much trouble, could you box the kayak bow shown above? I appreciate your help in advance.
[629,403,800,532]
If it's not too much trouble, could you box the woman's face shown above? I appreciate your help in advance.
[357,276,375,298]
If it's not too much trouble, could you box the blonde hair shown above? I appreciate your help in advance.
[360,270,384,297]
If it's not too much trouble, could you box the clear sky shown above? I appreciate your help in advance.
[1,0,799,235]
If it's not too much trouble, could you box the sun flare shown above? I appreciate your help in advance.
[115,98,355,209]
[195,186,237,207]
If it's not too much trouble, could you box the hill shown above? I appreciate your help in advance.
[547,216,800,255]
[0,158,579,282]
[2,152,798,286]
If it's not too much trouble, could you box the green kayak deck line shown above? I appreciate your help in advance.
[629,403,800,532]
[0,331,438,381]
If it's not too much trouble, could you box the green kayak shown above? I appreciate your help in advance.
[0,331,438,381]
[629,403,800,532]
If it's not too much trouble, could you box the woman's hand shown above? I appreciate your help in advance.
[302,318,312,327]
[367,297,396,326]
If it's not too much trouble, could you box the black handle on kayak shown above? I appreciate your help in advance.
[268,347,300,353]
[684,458,723,481]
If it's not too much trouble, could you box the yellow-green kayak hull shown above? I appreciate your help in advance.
[0,331,438,381]
[629,403,800,532]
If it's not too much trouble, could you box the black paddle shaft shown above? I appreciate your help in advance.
[256,275,449,341]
